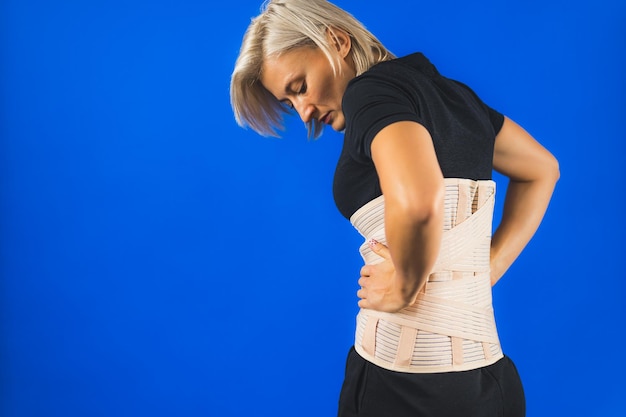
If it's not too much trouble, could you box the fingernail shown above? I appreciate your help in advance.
[369,239,378,248]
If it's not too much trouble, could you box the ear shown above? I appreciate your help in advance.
[326,27,351,59]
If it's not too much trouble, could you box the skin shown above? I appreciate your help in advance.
[489,118,560,285]
[363,117,559,312]
[260,30,355,131]
[260,29,560,313]
[359,121,445,311]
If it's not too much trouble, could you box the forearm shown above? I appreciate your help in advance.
[384,188,444,303]
[491,175,558,284]
[365,120,445,310]
[490,116,560,285]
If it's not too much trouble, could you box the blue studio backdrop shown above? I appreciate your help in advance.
[1,0,624,416]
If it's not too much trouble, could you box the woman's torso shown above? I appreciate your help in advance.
[333,53,505,373]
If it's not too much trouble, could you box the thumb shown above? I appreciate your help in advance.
[369,239,391,259]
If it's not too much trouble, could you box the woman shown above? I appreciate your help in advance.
[230,1,559,416]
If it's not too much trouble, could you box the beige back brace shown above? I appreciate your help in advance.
[350,178,503,373]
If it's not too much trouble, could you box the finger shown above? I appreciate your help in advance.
[356,287,366,300]
[358,299,369,309]
[369,239,391,259]
[360,265,371,277]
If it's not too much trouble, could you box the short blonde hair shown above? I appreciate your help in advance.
[230,0,394,138]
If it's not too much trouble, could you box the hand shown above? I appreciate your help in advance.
[357,240,415,313]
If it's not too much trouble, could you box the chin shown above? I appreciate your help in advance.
[331,121,346,132]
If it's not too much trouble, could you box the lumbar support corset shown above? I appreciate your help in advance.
[350,178,503,373]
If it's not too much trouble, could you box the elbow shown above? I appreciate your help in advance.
[551,156,561,183]
[517,152,560,186]
[545,153,560,185]
[390,180,445,226]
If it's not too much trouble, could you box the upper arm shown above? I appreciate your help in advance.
[493,116,560,181]
[371,121,444,213]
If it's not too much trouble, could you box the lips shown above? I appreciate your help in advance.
[320,112,332,125]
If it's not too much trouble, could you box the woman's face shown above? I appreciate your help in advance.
[260,34,355,132]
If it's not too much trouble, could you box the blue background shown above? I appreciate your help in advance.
[1,0,624,416]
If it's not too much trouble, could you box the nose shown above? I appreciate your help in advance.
[293,98,315,124]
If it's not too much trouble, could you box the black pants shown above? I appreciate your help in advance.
[337,347,525,417]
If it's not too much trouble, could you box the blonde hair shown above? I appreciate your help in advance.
[230,0,394,138]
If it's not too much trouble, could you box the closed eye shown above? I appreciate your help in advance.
[280,99,294,110]
[279,80,306,110]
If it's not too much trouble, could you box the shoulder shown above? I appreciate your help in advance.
[344,52,440,105]
[360,52,440,79]
[348,52,436,86]
[343,53,438,110]
[341,53,434,159]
